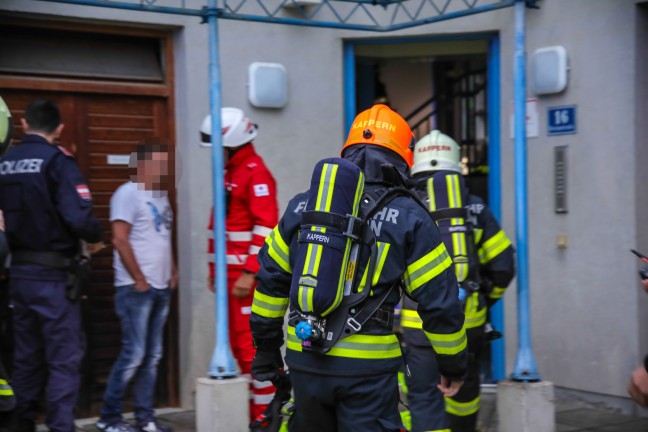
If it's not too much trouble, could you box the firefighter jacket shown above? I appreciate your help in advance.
[208,143,278,278]
[250,146,468,380]
[402,173,515,344]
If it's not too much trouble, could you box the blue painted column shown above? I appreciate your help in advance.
[206,1,238,379]
[343,42,356,135]
[511,0,540,382]
[487,35,506,382]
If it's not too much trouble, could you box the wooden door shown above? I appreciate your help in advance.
[1,90,178,416]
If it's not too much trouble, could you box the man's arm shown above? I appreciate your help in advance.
[403,208,468,390]
[476,204,515,306]
[112,220,148,292]
[232,169,279,298]
[50,152,103,243]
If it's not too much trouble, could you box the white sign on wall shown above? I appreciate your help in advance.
[510,98,539,139]
[107,154,131,165]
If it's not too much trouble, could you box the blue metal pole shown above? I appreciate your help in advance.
[206,2,238,379]
[487,35,506,382]
[343,42,356,135]
[511,0,539,382]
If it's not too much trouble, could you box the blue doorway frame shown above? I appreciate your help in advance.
[343,33,505,381]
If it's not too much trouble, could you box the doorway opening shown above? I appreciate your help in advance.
[345,34,504,381]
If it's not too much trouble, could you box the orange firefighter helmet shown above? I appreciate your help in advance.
[342,104,415,167]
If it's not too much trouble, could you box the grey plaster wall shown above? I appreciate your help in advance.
[2,0,645,407]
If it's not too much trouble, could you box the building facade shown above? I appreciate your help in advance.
[1,0,646,415]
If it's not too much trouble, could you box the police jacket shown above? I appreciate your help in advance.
[208,143,278,278]
[250,146,468,380]
[402,172,515,345]
[0,135,102,278]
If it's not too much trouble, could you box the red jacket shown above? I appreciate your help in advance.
[209,144,278,278]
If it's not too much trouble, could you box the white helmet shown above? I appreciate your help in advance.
[410,130,461,176]
[200,107,258,148]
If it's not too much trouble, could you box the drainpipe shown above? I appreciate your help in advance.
[206,0,238,379]
[511,0,540,382]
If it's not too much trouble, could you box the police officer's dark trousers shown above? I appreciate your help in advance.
[10,276,84,432]
[288,369,404,432]
[405,327,485,432]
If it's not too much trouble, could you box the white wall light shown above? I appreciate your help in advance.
[531,46,569,95]
[248,62,288,109]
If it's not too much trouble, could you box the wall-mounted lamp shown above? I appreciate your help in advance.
[531,45,569,95]
[248,62,288,109]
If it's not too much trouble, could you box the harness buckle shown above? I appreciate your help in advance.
[343,215,363,241]
[346,317,362,332]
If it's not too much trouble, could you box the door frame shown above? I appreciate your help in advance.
[343,33,505,381]
[0,16,180,408]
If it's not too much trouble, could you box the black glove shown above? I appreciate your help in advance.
[251,349,283,383]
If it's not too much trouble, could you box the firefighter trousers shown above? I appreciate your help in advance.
[405,326,485,432]
[288,369,404,432]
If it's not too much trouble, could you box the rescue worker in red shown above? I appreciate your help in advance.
[201,108,279,422]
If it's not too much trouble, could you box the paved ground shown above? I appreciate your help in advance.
[68,392,648,432]
[478,389,648,432]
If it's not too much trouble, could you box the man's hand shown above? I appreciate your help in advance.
[86,242,106,255]
[232,271,256,298]
[629,366,648,407]
[207,276,215,293]
[251,349,284,382]
[169,271,179,290]
[135,277,150,292]
[642,279,648,294]
[437,375,463,398]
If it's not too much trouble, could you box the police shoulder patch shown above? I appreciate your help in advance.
[75,185,92,201]
[58,146,74,157]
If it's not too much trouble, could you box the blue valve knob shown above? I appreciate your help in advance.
[458,287,467,302]
[295,321,313,341]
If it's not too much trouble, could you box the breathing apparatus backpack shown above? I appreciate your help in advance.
[417,171,481,301]
[288,157,415,354]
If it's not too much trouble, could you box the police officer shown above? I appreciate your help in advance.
[249,105,468,431]
[0,99,103,432]
[402,130,515,432]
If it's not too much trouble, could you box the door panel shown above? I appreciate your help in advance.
[0,90,177,416]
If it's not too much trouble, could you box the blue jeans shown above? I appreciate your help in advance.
[100,285,171,424]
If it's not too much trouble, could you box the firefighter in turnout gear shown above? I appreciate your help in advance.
[249,105,468,432]
[202,108,279,423]
[402,130,515,432]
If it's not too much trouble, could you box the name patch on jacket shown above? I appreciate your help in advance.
[0,159,44,175]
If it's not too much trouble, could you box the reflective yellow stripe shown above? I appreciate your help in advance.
[316,163,338,212]
[473,228,484,245]
[358,242,391,292]
[446,396,480,416]
[489,286,506,300]
[427,177,436,212]
[464,294,487,328]
[326,170,364,315]
[287,326,402,359]
[404,243,453,293]
[426,324,467,355]
[479,230,511,264]
[251,290,289,319]
[0,379,13,396]
[267,226,291,273]
[400,308,423,329]
[447,174,463,225]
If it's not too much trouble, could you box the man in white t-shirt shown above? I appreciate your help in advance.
[97,141,177,432]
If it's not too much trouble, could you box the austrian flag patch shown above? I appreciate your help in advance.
[76,185,92,201]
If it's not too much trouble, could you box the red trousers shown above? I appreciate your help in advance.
[228,273,276,422]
